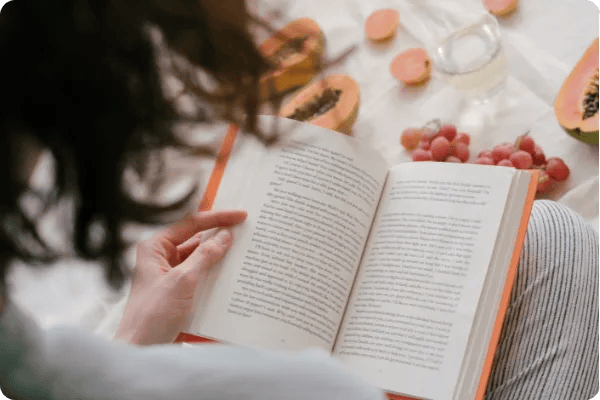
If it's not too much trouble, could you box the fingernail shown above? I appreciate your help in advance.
[216,229,231,245]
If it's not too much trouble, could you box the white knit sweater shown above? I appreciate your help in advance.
[0,301,384,400]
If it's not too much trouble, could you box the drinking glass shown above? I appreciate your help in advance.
[429,12,507,101]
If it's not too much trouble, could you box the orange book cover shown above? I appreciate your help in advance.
[175,123,238,344]
[175,125,539,400]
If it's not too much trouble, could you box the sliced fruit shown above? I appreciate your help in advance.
[483,0,518,16]
[554,37,599,145]
[390,48,432,85]
[259,18,325,101]
[279,74,360,134]
[365,9,400,42]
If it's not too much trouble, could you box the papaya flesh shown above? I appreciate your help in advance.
[279,74,360,134]
[390,48,431,85]
[365,9,400,42]
[259,18,325,101]
[483,0,518,16]
[554,38,599,145]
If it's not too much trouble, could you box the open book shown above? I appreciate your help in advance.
[182,117,538,400]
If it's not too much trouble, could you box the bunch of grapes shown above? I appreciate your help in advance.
[474,134,570,194]
[401,121,471,163]
[401,123,571,195]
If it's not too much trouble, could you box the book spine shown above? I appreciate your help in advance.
[198,123,239,212]
[177,123,239,343]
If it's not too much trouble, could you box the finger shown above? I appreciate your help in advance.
[179,228,233,275]
[157,209,247,247]
[177,228,218,253]
[176,237,201,265]
[175,228,220,264]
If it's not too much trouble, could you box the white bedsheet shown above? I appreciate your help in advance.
[4,0,599,357]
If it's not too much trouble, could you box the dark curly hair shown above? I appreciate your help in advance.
[0,0,276,294]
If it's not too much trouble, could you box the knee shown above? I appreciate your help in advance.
[529,200,598,242]
[524,200,598,272]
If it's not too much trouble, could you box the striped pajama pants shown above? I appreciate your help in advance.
[485,200,599,400]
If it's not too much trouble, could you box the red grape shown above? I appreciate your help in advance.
[475,157,494,165]
[421,128,438,143]
[451,142,470,163]
[509,150,533,169]
[454,133,470,146]
[401,128,422,150]
[492,144,516,164]
[446,156,462,163]
[533,145,546,165]
[431,136,451,161]
[418,140,431,150]
[536,170,554,193]
[412,149,432,162]
[478,150,493,159]
[497,159,515,167]
[546,157,570,181]
[517,135,535,155]
[438,124,457,141]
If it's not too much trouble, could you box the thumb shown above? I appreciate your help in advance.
[179,228,233,276]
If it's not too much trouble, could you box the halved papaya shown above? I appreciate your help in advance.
[279,74,360,134]
[259,18,326,101]
[554,38,599,145]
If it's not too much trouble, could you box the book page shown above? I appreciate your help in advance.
[454,171,534,400]
[333,162,517,400]
[189,117,389,352]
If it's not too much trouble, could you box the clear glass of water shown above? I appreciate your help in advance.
[431,12,507,101]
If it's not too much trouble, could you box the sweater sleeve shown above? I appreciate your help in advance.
[0,302,386,400]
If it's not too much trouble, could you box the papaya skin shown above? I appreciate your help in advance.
[554,38,599,145]
[279,74,360,135]
[259,18,326,101]
[565,127,599,145]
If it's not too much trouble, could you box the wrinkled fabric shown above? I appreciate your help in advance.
[3,0,599,385]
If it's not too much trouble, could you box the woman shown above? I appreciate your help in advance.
[0,0,597,399]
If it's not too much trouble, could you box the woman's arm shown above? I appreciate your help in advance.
[0,210,385,400]
[0,301,385,400]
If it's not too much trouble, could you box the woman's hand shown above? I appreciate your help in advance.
[115,209,247,345]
